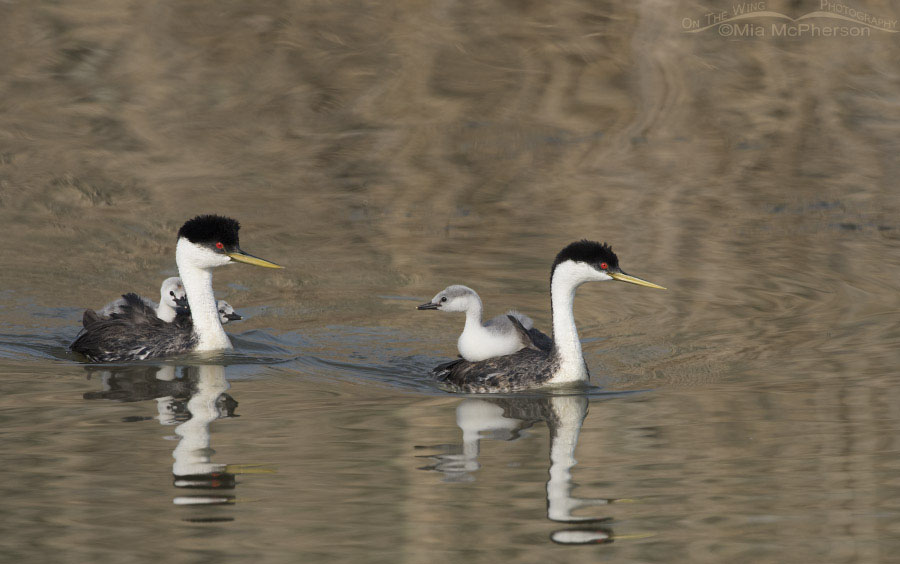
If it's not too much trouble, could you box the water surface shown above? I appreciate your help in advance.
[2,0,900,562]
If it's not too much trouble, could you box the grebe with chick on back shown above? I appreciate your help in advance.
[427,240,665,393]
[71,215,281,362]
[417,285,553,362]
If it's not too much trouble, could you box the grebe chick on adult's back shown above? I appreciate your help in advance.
[417,285,552,361]
[71,215,281,362]
[87,277,186,327]
[91,290,242,328]
[429,240,665,393]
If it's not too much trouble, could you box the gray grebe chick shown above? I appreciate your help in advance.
[429,240,665,393]
[71,215,281,362]
[170,295,242,325]
[216,300,242,324]
[417,285,552,362]
[172,296,243,325]
[89,277,186,326]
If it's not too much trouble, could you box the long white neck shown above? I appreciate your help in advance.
[462,294,485,333]
[549,262,589,384]
[176,239,231,351]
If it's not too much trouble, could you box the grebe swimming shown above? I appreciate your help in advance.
[428,240,664,393]
[71,215,280,362]
[417,285,552,361]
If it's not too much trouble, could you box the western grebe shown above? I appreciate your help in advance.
[71,215,281,362]
[89,277,186,325]
[429,240,665,393]
[417,285,552,362]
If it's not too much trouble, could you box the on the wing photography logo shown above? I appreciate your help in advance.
[682,1,898,38]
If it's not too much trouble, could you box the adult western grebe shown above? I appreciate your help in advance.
[429,240,665,393]
[91,277,186,325]
[417,285,552,361]
[71,215,281,362]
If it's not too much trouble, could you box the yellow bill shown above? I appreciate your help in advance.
[609,271,666,290]
[225,464,278,474]
[227,250,283,269]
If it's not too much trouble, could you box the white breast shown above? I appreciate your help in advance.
[457,317,526,362]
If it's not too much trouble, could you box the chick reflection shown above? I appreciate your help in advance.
[83,364,243,512]
[422,396,617,544]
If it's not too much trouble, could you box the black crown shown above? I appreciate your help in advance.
[177,215,240,247]
[552,240,619,274]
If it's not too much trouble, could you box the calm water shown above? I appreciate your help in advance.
[2,0,900,562]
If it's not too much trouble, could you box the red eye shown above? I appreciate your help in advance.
[600,262,608,270]
[215,242,224,250]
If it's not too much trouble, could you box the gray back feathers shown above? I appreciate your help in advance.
[72,293,198,362]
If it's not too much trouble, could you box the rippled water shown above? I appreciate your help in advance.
[2,0,900,562]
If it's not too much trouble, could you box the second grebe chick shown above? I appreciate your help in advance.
[92,277,186,325]
[417,285,552,362]
[216,300,242,324]
[71,215,281,362]
[171,296,242,325]
[429,241,665,393]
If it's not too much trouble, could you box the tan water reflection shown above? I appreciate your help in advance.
[1,0,900,561]
[421,396,621,544]
[83,364,256,514]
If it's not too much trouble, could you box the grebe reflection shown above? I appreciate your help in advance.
[83,363,269,514]
[420,395,623,544]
